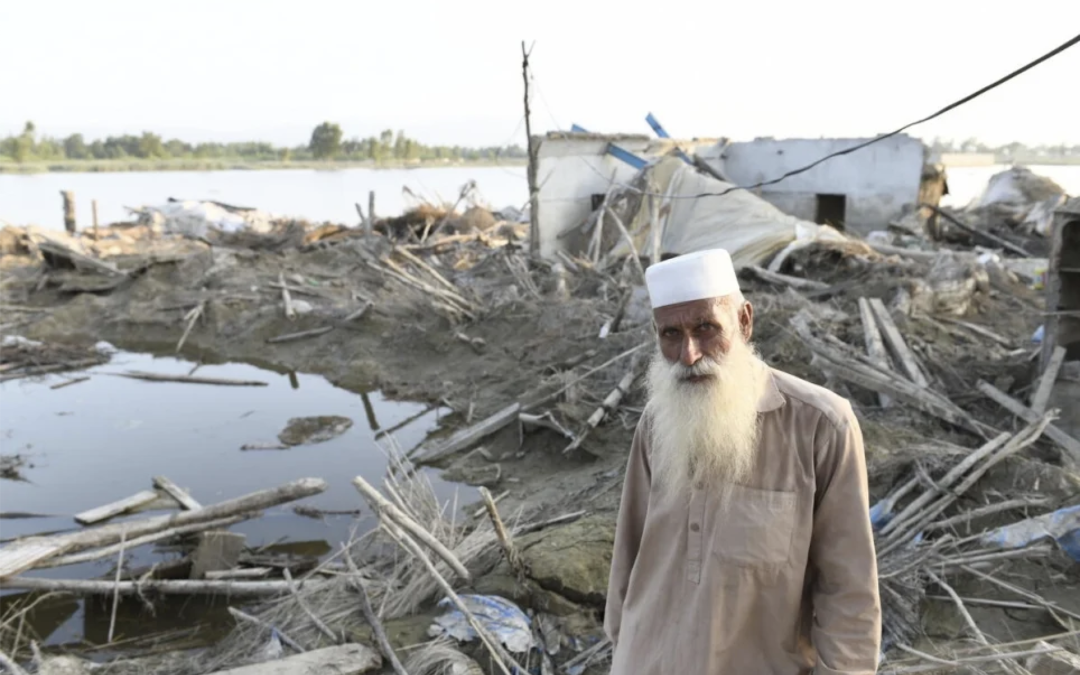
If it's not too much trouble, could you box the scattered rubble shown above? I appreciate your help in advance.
[0,166,1077,674]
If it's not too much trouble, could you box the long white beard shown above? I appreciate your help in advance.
[645,335,768,496]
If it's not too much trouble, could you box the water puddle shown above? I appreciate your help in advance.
[0,349,456,652]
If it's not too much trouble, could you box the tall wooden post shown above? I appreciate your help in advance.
[61,190,76,233]
[92,199,100,239]
[368,190,376,228]
[522,41,540,258]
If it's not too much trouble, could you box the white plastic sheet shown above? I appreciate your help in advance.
[607,156,846,268]
[139,200,274,238]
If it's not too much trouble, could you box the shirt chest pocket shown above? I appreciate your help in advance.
[710,485,797,569]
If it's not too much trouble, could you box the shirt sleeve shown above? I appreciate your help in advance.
[604,413,653,648]
[809,407,882,675]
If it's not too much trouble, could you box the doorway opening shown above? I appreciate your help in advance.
[815,194,847,229]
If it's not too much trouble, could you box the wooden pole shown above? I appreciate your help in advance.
[368,190,376,228]
[522,41,540,258]
[92,199,100,239]
[61,190,76,233]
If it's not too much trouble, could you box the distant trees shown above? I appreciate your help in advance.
[0,121,530,164]
[309,122,343,159]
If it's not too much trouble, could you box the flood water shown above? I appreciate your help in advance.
[0,166,529,230]
[2,164,1078,232]
[0,349,459,651]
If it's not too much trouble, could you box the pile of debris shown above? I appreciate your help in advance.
[0,165,1077,673]
[0,335,112,383]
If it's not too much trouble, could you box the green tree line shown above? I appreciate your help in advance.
[0,121,528,164]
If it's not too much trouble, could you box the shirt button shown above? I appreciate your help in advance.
[690,523,700,532]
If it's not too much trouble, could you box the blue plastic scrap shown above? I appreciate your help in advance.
[979,504,1080,561]
[429,594,535,654]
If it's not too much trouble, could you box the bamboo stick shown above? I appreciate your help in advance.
[351,475,470,581]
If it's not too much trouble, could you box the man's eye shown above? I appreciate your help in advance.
[696,323,718,333]
[661,328,679,338]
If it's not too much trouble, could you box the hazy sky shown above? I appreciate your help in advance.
[2,0,1078,148]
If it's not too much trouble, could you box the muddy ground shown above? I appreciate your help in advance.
[2,220,1079,672]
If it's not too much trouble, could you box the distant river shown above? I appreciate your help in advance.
[1,164,1077,231]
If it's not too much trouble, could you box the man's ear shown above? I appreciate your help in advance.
[739,301,753,341]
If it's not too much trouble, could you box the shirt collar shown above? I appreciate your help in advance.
[757,367,786,413]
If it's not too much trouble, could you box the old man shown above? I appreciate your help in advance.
[605,249,881,674]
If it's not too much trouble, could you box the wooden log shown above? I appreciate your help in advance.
[351,475,470,581]
[745,265,829,291]
[207,645,381,675]
[75,490,161,525]
[116,371,268,386]
[1031,346,1067,415]
[190,531,246,579]
[266,326,335,344]
[413,403,522,464]
[152,476,202,511]
[867,298,929,387]
[858,298,892,408]
[61,190,76,233]
[41,516,247,569]
[0,478,326,578]
[0,577,308,597]
[977,380,1080,466]
[280,272,296,320]
[935,316,1012,348]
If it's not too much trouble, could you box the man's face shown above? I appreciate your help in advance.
[653,297,754,374]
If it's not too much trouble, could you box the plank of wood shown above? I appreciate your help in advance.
[0,478,326,579]
[1031,346,1067,415]
[412,403,522,464]
[977,380,1080,466]
[207,644,381,675]
[190,531,246,579]
[152,476,202,511]
[868,298,930,387]
[858,298,893,408]
[74,490,161,525]
[117,371,268,386]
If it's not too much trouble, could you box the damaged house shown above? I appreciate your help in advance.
[530,128,946,262]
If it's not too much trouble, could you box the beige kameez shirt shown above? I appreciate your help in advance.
[605,368,881,674]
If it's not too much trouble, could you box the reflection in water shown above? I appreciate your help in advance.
[360,391,380,431]
[0,349,455,649]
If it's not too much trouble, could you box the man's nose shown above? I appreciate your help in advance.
[680,337,701,367]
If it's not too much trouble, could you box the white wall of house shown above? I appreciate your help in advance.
[533,134,719,258]
[709,135,927,234]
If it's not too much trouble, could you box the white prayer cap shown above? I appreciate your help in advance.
[644,249,740,309]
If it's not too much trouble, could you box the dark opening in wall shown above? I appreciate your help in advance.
[1057,219,1080,359]
[815,194,847,229]
[591,194,606,211]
